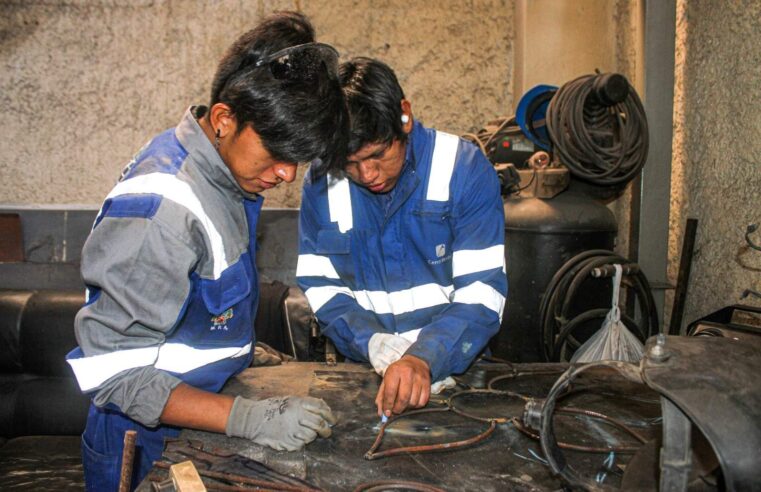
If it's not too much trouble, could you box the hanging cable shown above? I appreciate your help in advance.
[539,250,659,361]
[546,72,648,187]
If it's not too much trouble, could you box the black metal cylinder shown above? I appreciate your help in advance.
[491,191,617,362]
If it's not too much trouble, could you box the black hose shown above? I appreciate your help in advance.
[538,361,645,491]
[546,73,648,186]
[539,250,659,362]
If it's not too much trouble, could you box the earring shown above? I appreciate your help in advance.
[214,128,221,150]
[401,114,410,124]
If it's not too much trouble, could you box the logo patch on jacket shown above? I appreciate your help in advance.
[210,308,234,331]
[428,243,452,265]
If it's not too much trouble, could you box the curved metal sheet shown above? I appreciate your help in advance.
[641,335,761,491]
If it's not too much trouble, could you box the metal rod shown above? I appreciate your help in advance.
[365,420,497,461]
[591,264,641,278]
[669,218,698,335]
[119,430,138,492]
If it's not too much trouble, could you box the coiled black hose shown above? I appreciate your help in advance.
[546,73,648,186]
[539,250,659,361]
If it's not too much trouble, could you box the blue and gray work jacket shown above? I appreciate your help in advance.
[297,120,508,382]
[66,106,260,428]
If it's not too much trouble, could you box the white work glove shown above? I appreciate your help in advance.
[430,376,457,394]
[368,332,457,394]
[225,396,336,451]
[368,333,412,376]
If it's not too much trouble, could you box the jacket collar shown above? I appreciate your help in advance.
[175,106,261,201]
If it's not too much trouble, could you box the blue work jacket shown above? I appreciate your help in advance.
[298,121,508,381]
[65,107,260,491]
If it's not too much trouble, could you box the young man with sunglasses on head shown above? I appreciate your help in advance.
[297,58,507,420]
[67,12,347,490]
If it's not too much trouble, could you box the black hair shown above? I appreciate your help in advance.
[338,57,407,167]
[209,11,347,174]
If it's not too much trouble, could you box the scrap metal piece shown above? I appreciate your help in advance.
[364,406,496,461]
[642,335,761,491]
[324,339,337,366]
[153,461,319,492]
[119,430,137,492]
[156,440,320,491]
[659,398,692,492]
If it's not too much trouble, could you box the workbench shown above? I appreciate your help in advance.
[140,361,662,491]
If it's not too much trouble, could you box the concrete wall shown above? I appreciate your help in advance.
[0,0,513,208]
[6,0,755,333]
[666,0,761,330]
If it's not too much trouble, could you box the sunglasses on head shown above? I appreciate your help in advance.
[254,42,340,82]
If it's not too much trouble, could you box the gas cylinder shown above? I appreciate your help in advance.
[490,190,617,362]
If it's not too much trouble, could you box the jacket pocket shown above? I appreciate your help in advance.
[410,200,454,263]
[315,228,351,254]
[82,433,121,492]
[200,259,252,316]
[412,200,452,219]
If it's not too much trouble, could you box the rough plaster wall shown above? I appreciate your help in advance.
[666,0,761,330]
[0,0,513,208]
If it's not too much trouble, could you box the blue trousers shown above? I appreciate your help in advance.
[81,404,181,491]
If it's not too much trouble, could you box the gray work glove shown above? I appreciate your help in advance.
[225,396,336,451]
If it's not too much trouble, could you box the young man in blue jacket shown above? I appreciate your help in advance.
[297,57,507,418]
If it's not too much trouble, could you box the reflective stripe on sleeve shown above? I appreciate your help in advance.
[426,132,460,202]
[327,173,353,233]
[102,173,229,279]
[304,285,356,312]
[452,244,505,278]
[154,342,252,374]
[452,281,506,319]
[67,346,160,392]
[296,254,340,279]
[67,342,253,392]
[305,283,454,316]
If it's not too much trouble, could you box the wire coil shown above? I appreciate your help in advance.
[546,73,648,186]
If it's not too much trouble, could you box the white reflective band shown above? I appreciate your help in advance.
[103,173,228,279]
[426,132,460,202]
[452,281,506,319]
[155,342,252,374]
[67,341,253,392]
[452,244,506,278]
[296,254,340,279]
[327,173,353,233]
[356,283,454,315]
[306,283,454,316]
[67,346,159,392]
[305,285,355,312]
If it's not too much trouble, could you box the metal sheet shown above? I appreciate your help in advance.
[642,335,761,491]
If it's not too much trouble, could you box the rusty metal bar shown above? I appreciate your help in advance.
[118,430,138,492]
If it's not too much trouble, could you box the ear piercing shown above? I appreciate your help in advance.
[401,114,410,124]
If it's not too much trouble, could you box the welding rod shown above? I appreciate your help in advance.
[118,430,138,492]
